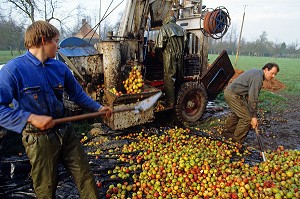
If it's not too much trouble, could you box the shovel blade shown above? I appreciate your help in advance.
[135,91,162,112]
[262,152,267,162]
[255,127,267,162]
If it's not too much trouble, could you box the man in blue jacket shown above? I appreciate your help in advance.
[0,20,111,199]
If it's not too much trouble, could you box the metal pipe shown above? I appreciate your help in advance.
[179,0,184,19]
[99,0,101,42]
[235,5,247,67]
[102,38,121,90]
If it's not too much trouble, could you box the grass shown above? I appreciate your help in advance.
[209,54,300,111]
[0,50,24,64]
[258,90,287,112]
[209,54,300,95]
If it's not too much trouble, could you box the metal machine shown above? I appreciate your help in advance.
[58,0,234,130]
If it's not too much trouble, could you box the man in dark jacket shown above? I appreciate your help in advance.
[155,15,187,106]
[223,63,279,144]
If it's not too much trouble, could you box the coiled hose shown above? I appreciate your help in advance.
[202,6,231,39]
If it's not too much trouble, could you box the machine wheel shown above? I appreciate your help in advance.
[175,82,208,122]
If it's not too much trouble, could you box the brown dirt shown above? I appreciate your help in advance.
[203,96,299,152]
[256,94,300,151]
[229,68,286,92]
[202,69,299,151]
[262,78,286,92]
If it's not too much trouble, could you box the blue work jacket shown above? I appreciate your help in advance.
[0,51,101,133]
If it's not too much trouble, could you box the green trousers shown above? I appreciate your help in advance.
[224,88,252,143]
[22,124,99,199]
[163,52,184,106]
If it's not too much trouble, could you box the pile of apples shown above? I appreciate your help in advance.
[109,87,123,97]
[123,66,144,94]
[89,128,299,199]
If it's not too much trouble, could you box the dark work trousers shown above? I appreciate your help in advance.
[163,51,184,106]
[22,124,99,199]
[0,127,7,152]
[224,88,252,143]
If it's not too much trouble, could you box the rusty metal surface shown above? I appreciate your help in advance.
[120,40,141,64]
[102,41,121,91]
[119,0,149,37]
[104,102,155,130]
[63,99,81,111]
[69,55,101,76]
[149,0,172,27]
[103,85,161,130]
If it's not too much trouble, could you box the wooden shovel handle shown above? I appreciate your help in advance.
[54,111,106,124]
[53,107,136,125]
[255,127,267,162]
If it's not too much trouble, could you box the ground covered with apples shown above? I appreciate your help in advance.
[0,76,299,199]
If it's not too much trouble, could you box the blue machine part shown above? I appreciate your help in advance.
[58,37,99,57]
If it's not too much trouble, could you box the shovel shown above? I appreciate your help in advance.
[53,91,162,125]
[255,127,267,162]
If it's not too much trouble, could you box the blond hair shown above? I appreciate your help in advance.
[24,20,59,49]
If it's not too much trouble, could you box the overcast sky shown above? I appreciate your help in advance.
[54,0,299,45]
[207,0,300,45]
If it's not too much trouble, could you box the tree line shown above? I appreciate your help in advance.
[209,31,300,59]
[0,18,24,52]
[0,0,121,55]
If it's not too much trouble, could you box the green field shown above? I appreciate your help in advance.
[209,54,300,94]
[208,54,300,111]
[0,50,24,64]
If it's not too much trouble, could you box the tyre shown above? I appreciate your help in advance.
[175,82,208,122]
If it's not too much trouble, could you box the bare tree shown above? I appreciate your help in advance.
[41,0,61,23]
[258,31,268,43]
[4,0,82,25]
[225,24,238,55]
[5,0,37,23]
[3,0,88,40]
[280,42,287,56]
[5,0,61,23]
[252,31,269,56]
[287,41,299,58]
[272,40,281,57]
[0,18,24,53]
